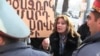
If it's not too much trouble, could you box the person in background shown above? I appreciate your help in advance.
[49,15,81,56]
[72,0,100,56]
[0,0,49,56]
[77,22,90,41]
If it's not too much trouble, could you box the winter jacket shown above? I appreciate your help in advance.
[72,32,100,56]
[50,32,79,56]
[0,41,49,56]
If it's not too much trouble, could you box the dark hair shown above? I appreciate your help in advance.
[91,9,100,21]
[0,32,19,44]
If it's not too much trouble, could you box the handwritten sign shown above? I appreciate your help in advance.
[7,0,54,38]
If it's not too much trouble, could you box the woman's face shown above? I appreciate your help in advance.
[56,18,67,34]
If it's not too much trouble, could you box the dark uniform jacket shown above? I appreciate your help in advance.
[72,32,100,56]
[50,32,79,56]
[0,42,49,56]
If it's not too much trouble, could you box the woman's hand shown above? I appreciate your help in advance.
[42,38,50,50]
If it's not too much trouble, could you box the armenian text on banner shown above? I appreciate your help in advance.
[6,0,54,38]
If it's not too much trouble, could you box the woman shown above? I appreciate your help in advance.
[49,15,81,56]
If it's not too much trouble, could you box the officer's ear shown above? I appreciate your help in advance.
[0,36,2,43]
[97,18,100,24]
[96,18,100,29]
[0,36,5,46]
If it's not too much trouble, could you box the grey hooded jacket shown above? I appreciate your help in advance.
[0,42,50,56]
[72,32,100,56]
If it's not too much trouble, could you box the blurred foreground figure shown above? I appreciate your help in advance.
[72,0,100,56]
[0,0,49,56]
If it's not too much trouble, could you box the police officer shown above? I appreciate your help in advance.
[0,0,49,56]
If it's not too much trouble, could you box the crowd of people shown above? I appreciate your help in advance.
[0,0,100,56]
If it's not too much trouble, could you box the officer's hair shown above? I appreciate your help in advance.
[0,31,19,44]
[91,9,100,21]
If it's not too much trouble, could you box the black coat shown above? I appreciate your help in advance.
[77,22,90,41]
[50,32,79,56]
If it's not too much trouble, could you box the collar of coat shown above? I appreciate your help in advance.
[82,32,100,44]
[0,41,31,53]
